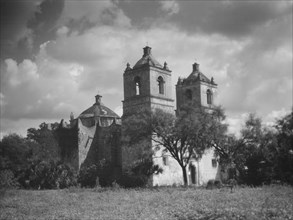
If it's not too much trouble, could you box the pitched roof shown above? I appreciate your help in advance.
[133,46,163,69]
[178,62,215,85]
[186,71,211,83]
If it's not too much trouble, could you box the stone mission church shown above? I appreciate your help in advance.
[58,46,221,186]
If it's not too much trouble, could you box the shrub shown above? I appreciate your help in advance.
[206,179,222,189]
[78,164,99,188]
[98,160,116,187]
[19,160,76,189]
[0,169,19,189]
[117,158,162,188]
[55,163,77,189]
[131,159,162,177]
[117,172,148,188]
[78,160,116,188]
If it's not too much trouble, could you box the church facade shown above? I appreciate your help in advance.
[122,46,220,186]
[58,46,222,186]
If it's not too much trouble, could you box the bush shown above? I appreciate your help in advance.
[117,173,148,188]
[0,169,19,189]
[78,164,99,188]
[19,160,76,189]
[78,160,116,188]
[77,159,158,188]
[131,159,162,177]
[117,159,163,188]
[55,163,77,189]
[206,179,222,189]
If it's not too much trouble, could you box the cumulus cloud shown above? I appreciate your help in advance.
[1,44,87,121]
[264,108,290,127]
[3,59,39,87]
[2,22,292,134]
[0,0,292,138]
[159,0,179,15]
[225,113,249,137]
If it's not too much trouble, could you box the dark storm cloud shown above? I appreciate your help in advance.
[0,0,38,61]
[117,0,162,27]
[171,1,291,38]
[0,0,64,61]
[27,0,65,56]
[117,0,291,39]
[28,0,64,29]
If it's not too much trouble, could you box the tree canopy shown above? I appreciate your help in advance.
[27,122,60,161]
[215,110,293,185]
[123,106,227,185]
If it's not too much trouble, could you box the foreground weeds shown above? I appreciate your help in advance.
[0,185,292,219]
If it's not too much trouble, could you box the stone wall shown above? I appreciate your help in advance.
[149,67,172,99]
[176,82,201,110]
[78,119,122,171]
[78,118,97,169]
[196,148,221,185]
[199,82,218,108]
[152,145,183,186]
[152,146,221,186]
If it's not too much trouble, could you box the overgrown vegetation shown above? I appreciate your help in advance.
[215,110,293,186]
[78,158,162,188]
[122,106,227,185]
[0,109,292,189]
[123,107,293,186]
[0,123,76,189]
[78,160,116,188]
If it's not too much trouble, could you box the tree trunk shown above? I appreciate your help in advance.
[182,166,188,186]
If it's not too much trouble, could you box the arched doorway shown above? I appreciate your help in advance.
[189,164,197,185]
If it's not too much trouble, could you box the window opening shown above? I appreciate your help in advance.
[212,159,217,168]
[134,76,141,95]
[158,76,165,94]
[189,164,196,184]
[207,89,212,105]
[162,154,168,166]
[186,89,192,100]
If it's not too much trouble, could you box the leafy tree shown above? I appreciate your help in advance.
[0,133,38,188]
[219,114,272,184]
[123,106,227,185]
[215,113,286,185]
[0,132,77,189]
[78,159,119,187]
[26,122,60,161]
[0,133,37,173]
[274,110,293,184]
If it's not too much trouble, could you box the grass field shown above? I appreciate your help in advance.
[1,185,292,220]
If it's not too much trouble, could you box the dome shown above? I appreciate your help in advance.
[133,46,163,69]
[78,95,120,127]
[79,104,119,118]
[79,94,119,118]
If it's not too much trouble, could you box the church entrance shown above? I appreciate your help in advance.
[189,164,197,185]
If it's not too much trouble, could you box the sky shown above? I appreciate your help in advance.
[0,0,292,138]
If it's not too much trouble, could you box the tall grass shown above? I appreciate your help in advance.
[1,185,292,219]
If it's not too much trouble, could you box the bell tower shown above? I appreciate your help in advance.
[176,62,217,113]
[122,46,174,116]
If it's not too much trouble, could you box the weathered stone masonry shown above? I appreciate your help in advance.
[58,46,223,186]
